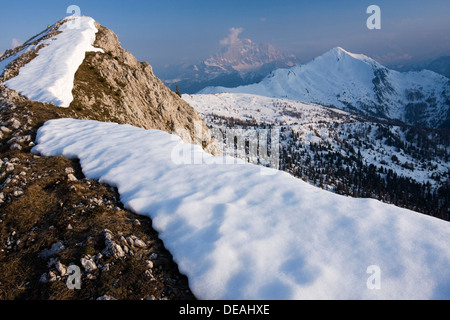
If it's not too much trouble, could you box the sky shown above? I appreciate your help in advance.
[1,0,449,75]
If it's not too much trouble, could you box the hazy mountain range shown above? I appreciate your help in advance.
[157,30,298,94]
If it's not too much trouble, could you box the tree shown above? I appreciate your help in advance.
[175,85,182,98]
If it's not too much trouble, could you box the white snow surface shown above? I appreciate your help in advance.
[3,16,102,107]
[33,118,450,300]
[184,92,450,187]
[200,47,450,128]
[183,92,350,126]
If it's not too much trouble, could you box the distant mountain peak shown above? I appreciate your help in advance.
[321,47,381,67]
[158,32,298,94]
[205,35,295,73]
[200,47,450,129]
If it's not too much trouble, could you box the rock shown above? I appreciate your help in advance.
[101,264,110,272]
[9,119,21,130]
[149,253,158,260]
[38,241,66,259]
[102,230,125,259]
[6,163,14,172]
[39,273,48,283]
[13,190,23,197]
[145,269,154,278]
[71,22,220,155]
[132,219,141,227]
[8,135,31,145]
[55,260,67,276]
[65,167,75,174]
[145,260,154,269]
[94,252,103,261]
[10,143,22,151]
[126,235,147,248]
[48,271,58,282]
[67,173,77,181]
[97,295,117,300]
[0,126,11,134]
[81,255,97,273]
[119,235,127,244]
[133,238,147,248]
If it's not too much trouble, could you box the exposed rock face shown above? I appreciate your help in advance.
[68,22,219,155]
[0,16,212,300]
[1,18,219,155]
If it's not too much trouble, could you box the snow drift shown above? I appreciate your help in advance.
[33,118,450,300]
[3,15,103,107]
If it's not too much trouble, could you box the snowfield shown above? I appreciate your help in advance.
[33,118,450,300]
[182,92,351,126]
[2,15,103,107]
[184,92,450,188]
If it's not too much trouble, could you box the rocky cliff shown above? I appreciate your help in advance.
[69,22,218,154]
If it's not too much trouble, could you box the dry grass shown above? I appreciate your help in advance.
[0,96,195,301]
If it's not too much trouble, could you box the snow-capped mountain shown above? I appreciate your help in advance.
[159,34,297,94]
[200,47,450,129]
[1,15,450,301]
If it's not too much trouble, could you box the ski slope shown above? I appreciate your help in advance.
[33,118,450,300]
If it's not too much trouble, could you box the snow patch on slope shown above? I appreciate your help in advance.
[33,118,450,300]
[3,15,103,107]
[183,92,350,126]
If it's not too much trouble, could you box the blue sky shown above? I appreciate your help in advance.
[1,0,449,73]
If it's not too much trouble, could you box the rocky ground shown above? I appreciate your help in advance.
[0,87,196,300]
[0,18,225,300]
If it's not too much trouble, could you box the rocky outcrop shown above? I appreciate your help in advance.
[67,22,219,155]
[0,16,217,300]
[1,18,219,155]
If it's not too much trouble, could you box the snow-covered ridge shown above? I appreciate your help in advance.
[2,15,103,107]
[33,118,450,300]
[183,92,351,126]
[200,47,450,129]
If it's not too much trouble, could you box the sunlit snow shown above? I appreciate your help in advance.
[33,118,450,300]
[3,15,103,107]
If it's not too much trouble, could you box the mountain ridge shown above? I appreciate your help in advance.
[200,47,450,129]
[0,15,216,300]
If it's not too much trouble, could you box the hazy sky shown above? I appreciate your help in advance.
[1,0,449,74]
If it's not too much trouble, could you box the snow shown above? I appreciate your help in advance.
[183,92,350,126]
[199,47,450,128]
[32,118,450,300]
[3,15,103,107]
[184,92,449,188]
[0,52,20,76]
